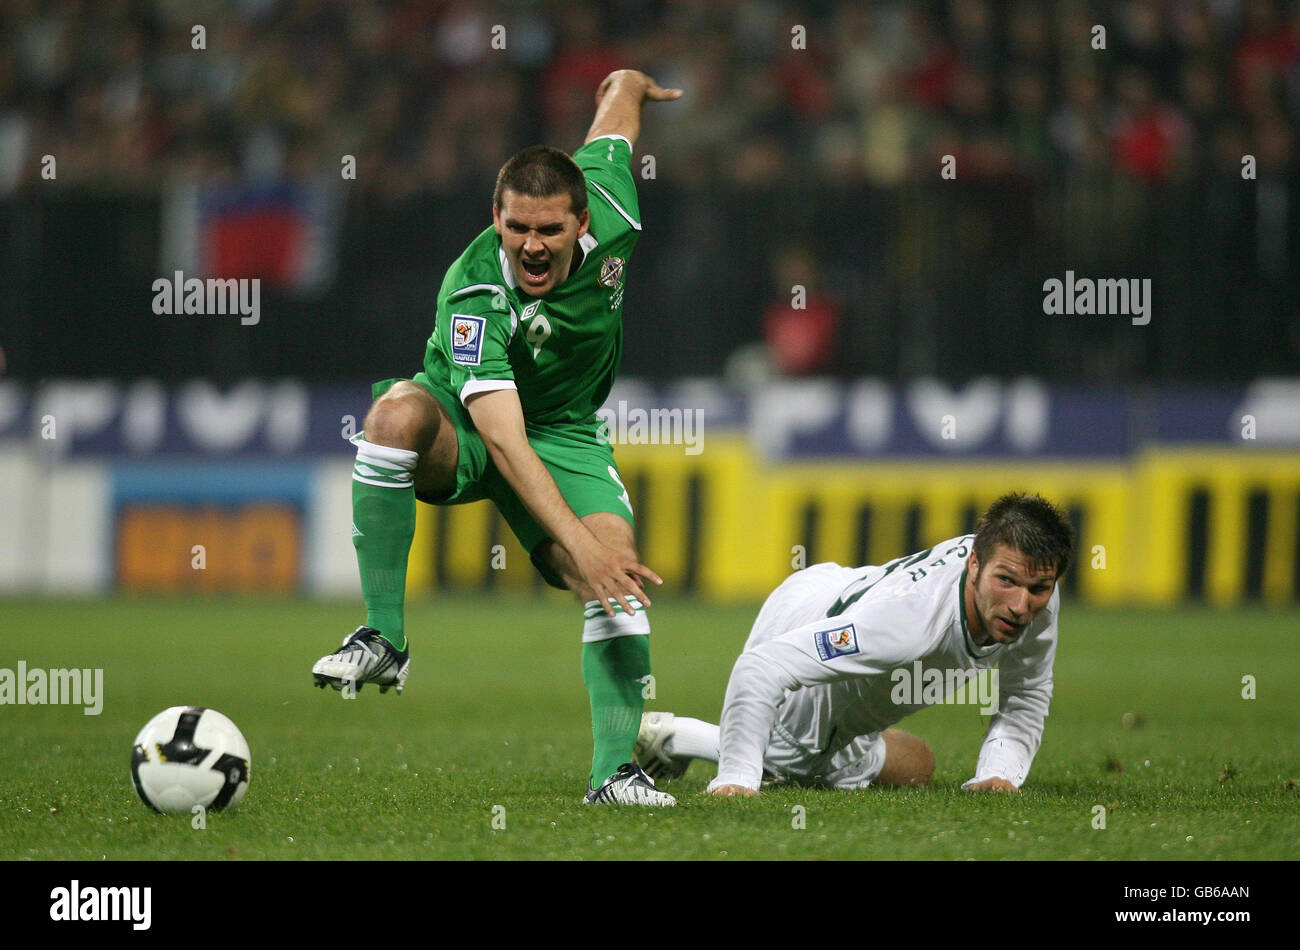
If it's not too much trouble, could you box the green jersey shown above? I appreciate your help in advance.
[422,134,642,427]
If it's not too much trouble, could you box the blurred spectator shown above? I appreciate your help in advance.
[1110,66,1190,181]
[1049,68,1110,173]
[762,245,843,376]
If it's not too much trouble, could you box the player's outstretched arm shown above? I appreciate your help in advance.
[465,388,659,616]
[584,69,682,148]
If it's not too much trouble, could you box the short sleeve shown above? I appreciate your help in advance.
[573,135,641,234]
[438,286,518,404]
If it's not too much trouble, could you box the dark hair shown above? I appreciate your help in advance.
[973,492,1075,578]
[492,145,587,215]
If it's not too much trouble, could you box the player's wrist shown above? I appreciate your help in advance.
[707,773,760,793]
[605,69,650,97]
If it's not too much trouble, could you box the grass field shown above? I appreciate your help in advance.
[1,595,1297,861]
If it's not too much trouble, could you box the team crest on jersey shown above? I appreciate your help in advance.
[814,624,860,661]
[450,314,485,365]
[598,256,625,288]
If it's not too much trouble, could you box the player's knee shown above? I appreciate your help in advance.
[879,729,935,787]
[364,386,440,453]
[913,741,935,786]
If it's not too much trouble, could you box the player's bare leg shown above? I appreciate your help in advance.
[538,513,675,805]
[364,381,458,497]
[875,728,935,787]
[312,381,458,694]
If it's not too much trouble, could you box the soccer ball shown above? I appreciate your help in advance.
[130,706,251,814]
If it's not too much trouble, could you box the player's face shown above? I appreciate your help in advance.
[966,544,1057,645]
[493,190,590,298]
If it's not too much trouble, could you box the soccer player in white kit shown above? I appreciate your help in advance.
[634,493,1074,795]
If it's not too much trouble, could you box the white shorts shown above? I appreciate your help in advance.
[743,564,888,790]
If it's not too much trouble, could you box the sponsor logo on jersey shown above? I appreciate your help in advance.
[450,314,485,365]
[521,300,541,320]
[598,256,625,288]
[814,623,859,661]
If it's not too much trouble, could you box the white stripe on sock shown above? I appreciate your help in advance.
[352,437,418,487]
[353,436,419,471]
[582,601,650,642]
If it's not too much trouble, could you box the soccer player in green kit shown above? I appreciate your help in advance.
[312,70,683,806]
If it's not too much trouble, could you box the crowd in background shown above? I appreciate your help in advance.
[2,0,1296,195]
[1,0,1297,383]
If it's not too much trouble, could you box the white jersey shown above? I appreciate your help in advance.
[709,535,1059,791]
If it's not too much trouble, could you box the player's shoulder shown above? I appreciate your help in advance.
[934,533,976,557]
[439,227,516,316]
[876,534,972,591]
[576,135,641,234]
[850,537,970,639]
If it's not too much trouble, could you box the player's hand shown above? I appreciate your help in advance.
[709,784,758,797]
[641,75,684,103]
[966,777,1021,793]
[594,70,683,109]
[569,533,661,617]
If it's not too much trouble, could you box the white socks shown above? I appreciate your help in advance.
[666,717,720,762]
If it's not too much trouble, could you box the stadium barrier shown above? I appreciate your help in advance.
[2,443,1295,605]
[408,440,1300,606]
[3,380,1297,605]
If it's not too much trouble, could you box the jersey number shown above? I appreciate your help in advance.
[608,466,632,515]
[525,313,552,358]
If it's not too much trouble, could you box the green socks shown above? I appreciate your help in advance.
[582,628,651,787]
[351,438,419,652]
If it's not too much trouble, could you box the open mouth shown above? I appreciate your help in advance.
[521,258,550,285]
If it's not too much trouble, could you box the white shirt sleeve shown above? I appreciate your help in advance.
[708,608,923,792]
[962,591,1059,789]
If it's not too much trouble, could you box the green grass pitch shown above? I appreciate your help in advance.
[1,595,1297,860]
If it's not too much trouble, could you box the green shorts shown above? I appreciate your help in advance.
[372,375,635,588]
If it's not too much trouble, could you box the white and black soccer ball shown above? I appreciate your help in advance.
[130,706,251,814]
